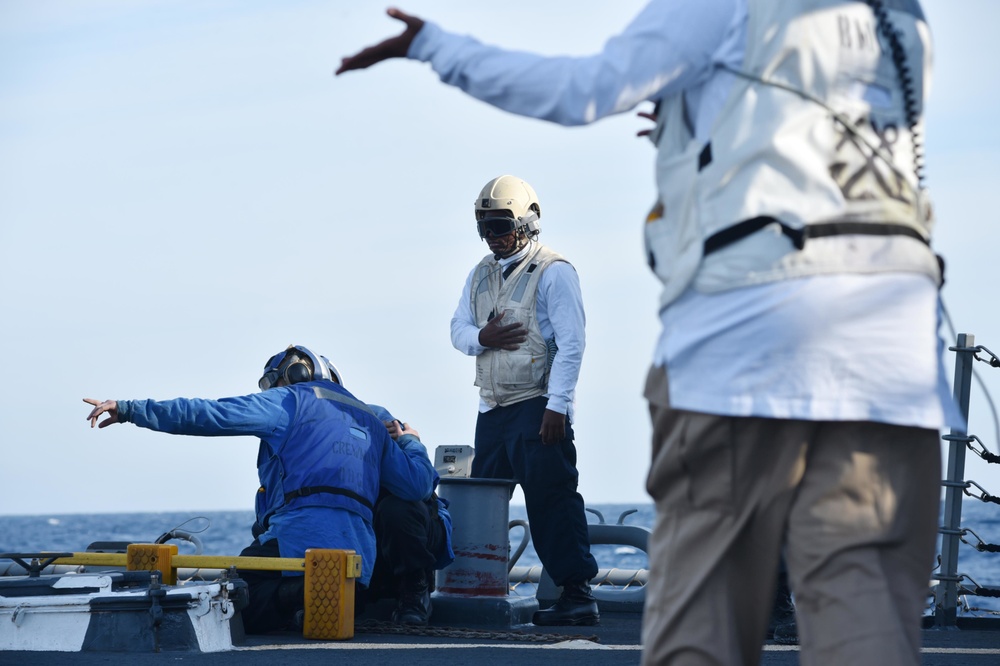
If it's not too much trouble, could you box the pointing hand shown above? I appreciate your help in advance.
[83,398,120,429]
[335,8,425,75]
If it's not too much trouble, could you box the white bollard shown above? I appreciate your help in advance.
[436,477,513,597]
[432,477,538,626]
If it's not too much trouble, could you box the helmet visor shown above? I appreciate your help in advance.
[258,351,291,391]
[477,216,518,239]
[258,371,280,391]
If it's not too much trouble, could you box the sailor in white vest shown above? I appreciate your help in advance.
[451,175,599,626]
[338,2,959,663]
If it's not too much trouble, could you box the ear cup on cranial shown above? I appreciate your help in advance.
[284,360,313,385]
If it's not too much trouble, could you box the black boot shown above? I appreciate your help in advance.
[393,569,432,626]
[276,577,305,631]
[532,580,600,626]
[767,571,798,645]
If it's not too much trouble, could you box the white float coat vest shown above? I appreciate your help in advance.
[471,242,566,408]
[645,0,940,310]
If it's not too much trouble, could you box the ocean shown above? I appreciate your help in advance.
[2,501,998,616]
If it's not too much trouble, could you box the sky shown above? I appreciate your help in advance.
[1,0,999,518]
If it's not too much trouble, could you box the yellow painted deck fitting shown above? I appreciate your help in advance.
[126,543,178,584]
[54,547,363,640]
[302,549,362,641]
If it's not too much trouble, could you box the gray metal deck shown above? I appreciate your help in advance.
[3,611,998,665]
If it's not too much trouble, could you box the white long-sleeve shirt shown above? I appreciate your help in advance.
[417,0,958,430]
[410,0,742,132]
[451,242,585,420]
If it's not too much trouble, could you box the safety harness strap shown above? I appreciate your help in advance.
[703,216,930,256]
[284,485,375,512]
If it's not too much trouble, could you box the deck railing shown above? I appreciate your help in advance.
[935,333,1000,626]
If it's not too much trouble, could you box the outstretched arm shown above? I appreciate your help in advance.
[82,392,291,439]
[335,8,425,75]
[335,2,736,128]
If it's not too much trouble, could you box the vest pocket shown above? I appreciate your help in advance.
[497,350,547,389]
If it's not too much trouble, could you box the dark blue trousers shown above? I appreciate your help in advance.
[472,395,598,587]
[236,537,303,634]
[368,494,446,601]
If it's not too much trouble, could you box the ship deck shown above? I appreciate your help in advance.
[3,611,998,665]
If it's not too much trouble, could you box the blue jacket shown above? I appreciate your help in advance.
[368,405,455,570]
[117,381,436,585]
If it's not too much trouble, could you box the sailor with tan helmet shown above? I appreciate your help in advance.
[451,175,599,627]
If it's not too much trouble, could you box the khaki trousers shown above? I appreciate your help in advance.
[640,365,940,666]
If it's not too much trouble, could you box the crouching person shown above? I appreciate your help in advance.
[84,344,436,634]
[366,406,454,626]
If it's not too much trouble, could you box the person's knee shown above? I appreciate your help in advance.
[522,458,578,491]
[377,496,425,525]
[241,576,294,635]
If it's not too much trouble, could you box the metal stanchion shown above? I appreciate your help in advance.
[936,333,976,627]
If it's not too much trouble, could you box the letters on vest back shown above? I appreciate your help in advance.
[645,0,940,310]
[255,382,382,528]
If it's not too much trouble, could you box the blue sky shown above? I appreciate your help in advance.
[1,0,999,516]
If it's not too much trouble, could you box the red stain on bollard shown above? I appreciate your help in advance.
[438,568,508,597]
[437,480,513,597]
[453,547,506,562]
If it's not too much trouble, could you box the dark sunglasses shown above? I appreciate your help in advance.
[477,216,518,239]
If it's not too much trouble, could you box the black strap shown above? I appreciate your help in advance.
[704,217,798,254]
[804,221,928,244]
[283,485,374,512]
[698,142,713,171]
[502,260,523,280]
[703,216,929,257]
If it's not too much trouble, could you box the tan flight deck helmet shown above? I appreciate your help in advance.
[474,175,542,241]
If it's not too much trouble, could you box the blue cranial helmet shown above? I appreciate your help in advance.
[258,345,342,390]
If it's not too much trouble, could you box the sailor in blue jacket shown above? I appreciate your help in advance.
[84,345,436,633]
